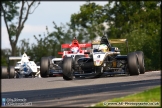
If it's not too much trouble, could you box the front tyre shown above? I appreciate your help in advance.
[40,57,49,78]
[136,51,145,74]
[62,57,73,80]
[9,66,15,78]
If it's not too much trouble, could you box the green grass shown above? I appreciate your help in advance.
[93,86,161,107]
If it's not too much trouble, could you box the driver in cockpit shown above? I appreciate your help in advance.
[98,44,109,52]
[71,47,79,53]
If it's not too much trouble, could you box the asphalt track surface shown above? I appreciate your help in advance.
[1,71,161,107]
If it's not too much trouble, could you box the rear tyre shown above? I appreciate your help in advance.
[1,66,8,79]
[127,52,140,75]
[136,51,145,74]
[63,57,73,80]
[9,66,15,78]
[40,57,49,78]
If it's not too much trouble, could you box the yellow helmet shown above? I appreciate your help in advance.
[98,44,108,52]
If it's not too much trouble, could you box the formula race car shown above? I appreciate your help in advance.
[40,37,92,78]
[62,35,145,80]
[1,53,41,79]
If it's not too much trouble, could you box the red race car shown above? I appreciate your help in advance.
[58,37,91,57]
[40,37,91,78]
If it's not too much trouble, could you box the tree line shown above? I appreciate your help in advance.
[1,1,161,71]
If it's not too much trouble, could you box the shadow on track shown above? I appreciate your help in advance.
[1,78,161,107]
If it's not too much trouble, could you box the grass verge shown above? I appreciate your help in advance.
[92,86,161,107]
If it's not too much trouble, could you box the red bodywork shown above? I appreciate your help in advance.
[58,38,92,58]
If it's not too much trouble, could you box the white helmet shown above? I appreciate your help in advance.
[71,47,79,53]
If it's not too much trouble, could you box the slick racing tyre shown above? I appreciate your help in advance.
[63,57,73,80]
[136,51,145,74]
[1,66,8,79]
[40,57,49,78]
[127,52,140,75]
[9,66,15,78]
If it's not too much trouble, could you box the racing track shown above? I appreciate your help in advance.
[1,71,161,107]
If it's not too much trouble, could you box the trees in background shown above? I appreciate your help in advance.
[103,1,161,70]
[1,49,11,66]
[70,1,161,70]
[17,21,74,62]
[1,1,40,59]
[70,2,106,42]
[1,1,161,71]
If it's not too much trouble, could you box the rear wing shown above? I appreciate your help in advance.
[61,43,92,48]
[109,39,127,44]
[92,39,127,44]
[92,39,129,53]
[79,43,92,48]
[61,44,70,49]
[7,56,30,63]
[8,56,30,60]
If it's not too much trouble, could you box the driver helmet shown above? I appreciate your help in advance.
[71,47,79,53]
[98,44,108,52]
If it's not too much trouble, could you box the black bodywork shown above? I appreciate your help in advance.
[69,36,128,77]
[62,36,145,80]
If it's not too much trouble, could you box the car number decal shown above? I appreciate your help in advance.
[96,60,100,65]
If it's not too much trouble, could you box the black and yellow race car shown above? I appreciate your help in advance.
[62,36,145,80]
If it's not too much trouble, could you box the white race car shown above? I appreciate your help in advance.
[2,53,41,78]
[40,37,91,78]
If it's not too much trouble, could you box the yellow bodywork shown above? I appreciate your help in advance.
[92,39,127,45]
[92,39,127,67]
[112,61,117,67]
[94,61,103,66]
